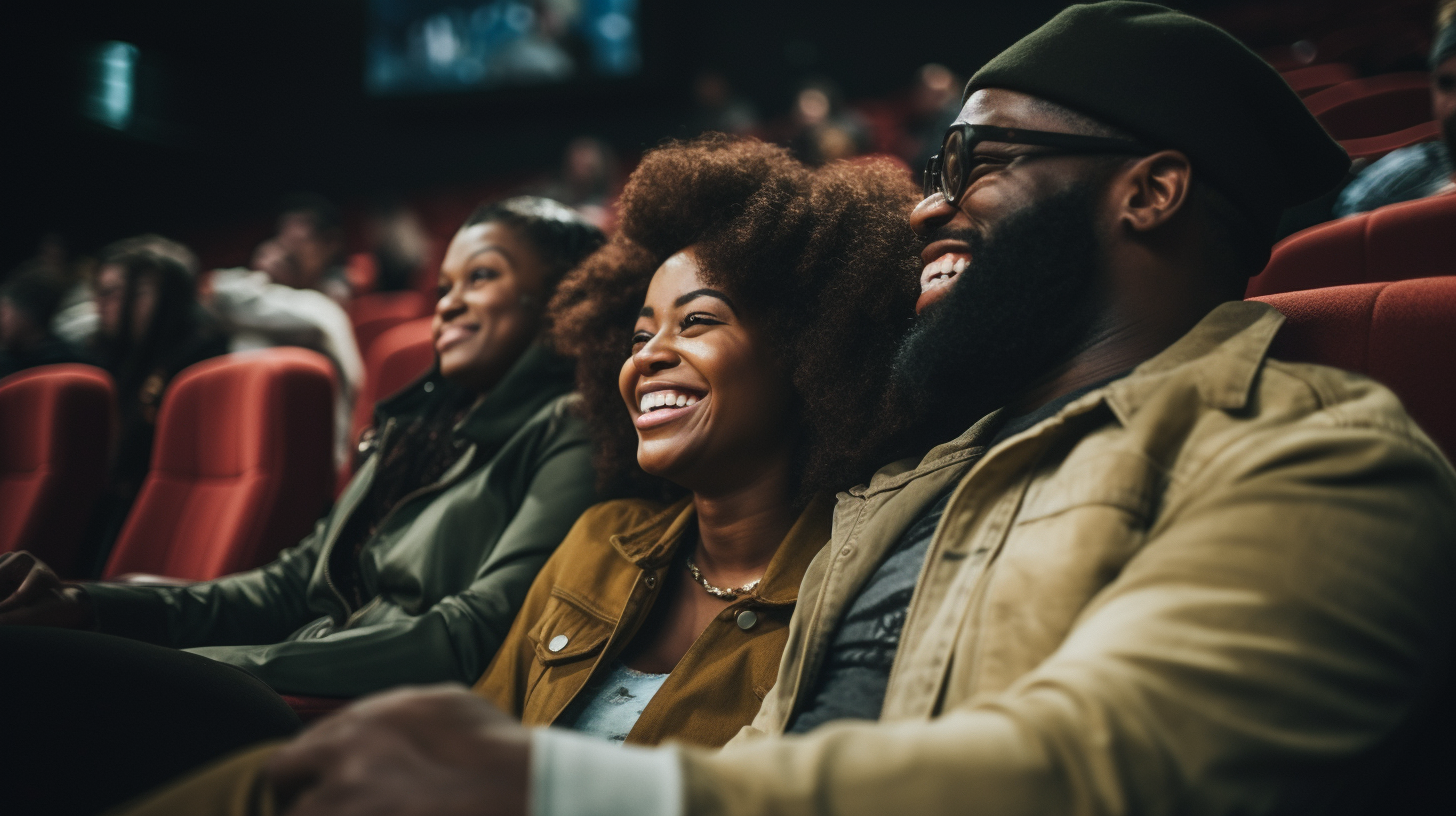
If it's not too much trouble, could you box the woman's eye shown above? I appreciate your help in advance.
[680,313,723,330]
[631,331,654,347]
[469,267,501,283]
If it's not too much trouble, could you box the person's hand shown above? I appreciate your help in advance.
[267,684,531,816]
[0,551,93,628]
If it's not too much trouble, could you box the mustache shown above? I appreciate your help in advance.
[919,225,986,256]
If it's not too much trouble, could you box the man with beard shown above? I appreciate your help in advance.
[156,4,1456,816]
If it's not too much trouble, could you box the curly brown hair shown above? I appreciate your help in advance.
[548,135,922,501]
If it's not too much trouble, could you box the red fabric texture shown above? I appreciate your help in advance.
[346,290,433,362]
[103,348,336,581]
[1246,193,1456,298]
[1340,119,1442,163]
[1252,277,1456,461]
[1282,62,1358,97]
[339,318,436,491]
[280,694,350,724]
[0,365,115,577]
[1304,72,1432,140]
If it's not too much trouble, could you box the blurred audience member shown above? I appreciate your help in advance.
[205,238,364,469]
[274,193,352,305]
[1334,10,1456,216]
[363,200,433,292]
[905,63,965,178]
[0,264,94,378]
[86,236,229,572]
[689,71,760,136]
[787,79,870,166]
[535,136,622,229]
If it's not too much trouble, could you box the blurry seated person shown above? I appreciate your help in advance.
[205,236,364,468]
[1334,12,1456,216]
[141,7,1456,816]
[106,135,924,814]
[86,236,231,571]
[0,263,94,379]
[275,192,352,305]
[0,197,605,701]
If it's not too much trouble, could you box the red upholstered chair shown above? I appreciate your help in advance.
[1282,63,1358,97]
[103,348,336,581]
[346,290,433,361]
[338,317,436,491]
[1251,277,1456,460]
[1304,72,1432,140]
[0,365,115,578]
[1246,193,1456,298]
[1341,120,1442,163]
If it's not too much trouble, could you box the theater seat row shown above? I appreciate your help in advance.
[0,348,336,582]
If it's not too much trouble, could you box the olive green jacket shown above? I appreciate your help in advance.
[682,301,1456,815]
[83,343,598,697]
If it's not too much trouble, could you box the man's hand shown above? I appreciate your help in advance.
[267,684,531,816]
[0,551,93,628]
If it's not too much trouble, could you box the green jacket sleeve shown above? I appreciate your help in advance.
[82,521,327,648]
[181,428,598,697]
[677,423,1456,816]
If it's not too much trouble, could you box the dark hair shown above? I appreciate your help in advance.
[95,235,220,399]
[548,135,922,502]
[278,192,343,235]
[463,196,607,291]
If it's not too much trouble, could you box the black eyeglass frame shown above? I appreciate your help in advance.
[923,124,1153,206]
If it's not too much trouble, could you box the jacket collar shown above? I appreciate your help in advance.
[856,300,1286,494]
[375,342,576,454]
[608,493,835,606]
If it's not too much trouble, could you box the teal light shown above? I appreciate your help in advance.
[89,41,138,130]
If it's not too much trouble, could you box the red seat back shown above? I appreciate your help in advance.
[1251,277,1456,460]
[1282,63,1358,97]
[1246,193,1456,298]
[340,318,436,490]
[1340,120,1442,163]
[0,365,115,577]
[103,348,336,581]
[346,290,434,361]
[1304,72,1432,140]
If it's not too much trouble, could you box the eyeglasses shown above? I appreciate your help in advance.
[923,124,1152,206]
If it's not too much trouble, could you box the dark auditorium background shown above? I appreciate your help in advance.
[1,0,1439,275]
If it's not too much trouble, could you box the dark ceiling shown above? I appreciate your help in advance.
[1,0,1219,267]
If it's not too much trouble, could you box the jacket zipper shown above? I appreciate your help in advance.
[322,417,398,619]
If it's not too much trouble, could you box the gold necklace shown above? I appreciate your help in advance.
[684,557,761,600]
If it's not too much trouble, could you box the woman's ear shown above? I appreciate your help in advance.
[1111,149,1193,235]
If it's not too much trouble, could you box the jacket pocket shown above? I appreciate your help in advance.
[1015,449,1165,525]
[529,589,614,667]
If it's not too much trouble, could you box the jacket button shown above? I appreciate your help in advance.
[736,610,758,630]
[423,381,435,393]
[840,545,853,557]
[548,635,569,652]
[644,573,657,589]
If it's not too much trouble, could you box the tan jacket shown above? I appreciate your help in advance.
[681,302,1456,816]
[475,494,833,747]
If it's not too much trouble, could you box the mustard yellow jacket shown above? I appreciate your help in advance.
[475,494,832,747]
[681,301,1456,815]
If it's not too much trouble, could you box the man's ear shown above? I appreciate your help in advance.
[1110,150,1193,234]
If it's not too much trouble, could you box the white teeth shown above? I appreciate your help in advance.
[637,390,701,414]
[953,257,968,273]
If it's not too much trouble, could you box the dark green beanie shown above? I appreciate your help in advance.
[966,1,1349,248]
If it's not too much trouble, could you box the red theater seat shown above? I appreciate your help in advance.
[1304,72,1432,140]
[1246,193,1456,298]
[0,365,115,577]
[1251,277,1456,460]
[340,318,436,489]
[347,290,433,360]
[1341,119,1443,163]
[103,349,336,581]
[1282,63,1357,97]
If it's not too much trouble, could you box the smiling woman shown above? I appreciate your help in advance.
[463,134,923,748]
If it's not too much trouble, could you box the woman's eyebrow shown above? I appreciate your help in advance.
[673,288,737,313]
[638,306,654,318]
[466,244,515,264]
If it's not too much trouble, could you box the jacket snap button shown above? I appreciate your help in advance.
[840,545,853,557]
[548,634,569,652]
[644,573,657,589]
[423,381,435,393]
[736,610,758,630]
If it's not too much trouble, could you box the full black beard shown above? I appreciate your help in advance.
[891,182,1108,437]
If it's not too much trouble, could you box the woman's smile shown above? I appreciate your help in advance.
[634,384,706,430]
